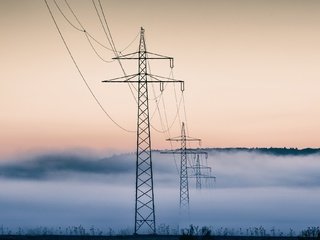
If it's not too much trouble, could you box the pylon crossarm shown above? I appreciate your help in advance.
[166,137,201,142]
[104,79,183,84]
[186,150,207,154]
[102,73,138,82]
[160,150,207,155]
[102,72,184,93]
[189,174,215,178]
[116,57,172,60]
[188,165,211,170]
[113,51,139,59]
[147,74,184,92]
[187,151,208,158]
[113,51,172,60]
[147,73,182,82]
[146,51,172,59]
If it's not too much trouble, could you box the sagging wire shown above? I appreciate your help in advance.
[44,0,136,133]
[56,0,138,102]
[94,0,138,102]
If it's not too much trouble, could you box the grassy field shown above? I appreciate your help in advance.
[0,235,318,240]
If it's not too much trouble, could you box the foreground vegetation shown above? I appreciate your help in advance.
[0,225,319,238]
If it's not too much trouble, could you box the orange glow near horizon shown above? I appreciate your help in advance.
[1,0,320,157]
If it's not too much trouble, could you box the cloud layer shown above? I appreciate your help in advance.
[208,149,320,188]
[0,148,319,189]
[0,148,319,233]
[0,153,134,180]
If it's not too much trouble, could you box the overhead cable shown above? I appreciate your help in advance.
[54,0,139,64]
[44,0,135,133]
[93,0,138,102]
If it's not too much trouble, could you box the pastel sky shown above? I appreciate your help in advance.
[1,0,320,156]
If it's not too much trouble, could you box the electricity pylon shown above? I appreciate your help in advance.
[188,153,216,189]
[103,27,183,234]
[161,122,207,212]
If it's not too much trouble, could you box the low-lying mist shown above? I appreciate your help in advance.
[0,149,319,233]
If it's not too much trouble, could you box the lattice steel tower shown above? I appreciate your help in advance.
[178,122,190,210]
[195,154,202,189]
[103,27,183,234]
[189,153,216,189]
[161,122,205,212]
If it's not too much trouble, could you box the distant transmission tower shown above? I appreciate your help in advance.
[189,153,216,189]
[161,122,207,212]
[103,27,183,234]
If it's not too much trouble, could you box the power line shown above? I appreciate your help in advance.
[57,0,138,102]
[150,92,183,134]
[65,0,138,54]
[55,0,140,76]
[160,86,180,174]
[56,0,139,114]
[55,0,116,62]
[182,92,192,149]
[53,0,83,31]
[56,0,115,62]
[147,61,180,174]
[166,69,188,139]
[143,35,181,134]
[98,0,118,53]
[119,32,139,53]
[54,0,114,52]
[92,0,138,102]
[84,32,115,63]
[147,61,181,133]
[147,57,183,175]
[86,31,114,51]
[44,0,135,133]
[171,71,182,129]
[148,83,183,177]
[91,0,114,52]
